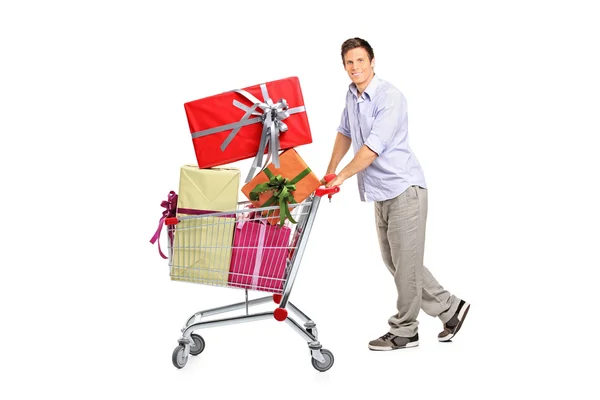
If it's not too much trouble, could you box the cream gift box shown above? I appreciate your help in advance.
[170,166,240,286]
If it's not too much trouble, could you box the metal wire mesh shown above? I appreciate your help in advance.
[167,198,313,294]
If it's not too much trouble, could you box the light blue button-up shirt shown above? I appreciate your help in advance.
[337,75,427,202]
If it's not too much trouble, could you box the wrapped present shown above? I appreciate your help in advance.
[176,165,240,213]
[171,166,240,285]
[228,215,291,293]
[241,149,321,226]
[184,76,312,182]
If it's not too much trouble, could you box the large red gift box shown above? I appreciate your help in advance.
[184,77,312,176]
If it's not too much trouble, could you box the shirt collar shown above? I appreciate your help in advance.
[349,74,381,100]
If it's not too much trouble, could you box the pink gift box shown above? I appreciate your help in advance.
[228,217,291,293]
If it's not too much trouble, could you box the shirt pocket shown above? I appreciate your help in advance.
[358,114,375,142]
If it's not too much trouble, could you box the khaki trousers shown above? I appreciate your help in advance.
[374,185,460,337]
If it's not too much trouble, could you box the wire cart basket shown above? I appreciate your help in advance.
[163,181,339,372]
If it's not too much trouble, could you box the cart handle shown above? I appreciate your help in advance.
[315,174,340,198]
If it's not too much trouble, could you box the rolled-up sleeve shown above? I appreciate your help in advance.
[364,92,407,155]
[337,106,351,138]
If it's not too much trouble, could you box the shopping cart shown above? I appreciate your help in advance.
[163,176,339,371]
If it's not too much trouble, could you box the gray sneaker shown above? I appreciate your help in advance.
[368,332,419,351]
[438,300,470,342]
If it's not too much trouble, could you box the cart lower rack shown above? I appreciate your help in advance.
[164,184,339,372]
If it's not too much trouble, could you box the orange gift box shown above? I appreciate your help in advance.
[241,149,321,226]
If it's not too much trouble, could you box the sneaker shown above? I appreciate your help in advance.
[438,300,470,342]
[368,332,419,351]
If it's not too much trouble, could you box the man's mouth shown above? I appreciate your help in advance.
[352,72,363,77]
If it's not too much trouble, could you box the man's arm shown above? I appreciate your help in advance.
[326,92,406,187]
[326,132,352,175]
[326,144,378,187]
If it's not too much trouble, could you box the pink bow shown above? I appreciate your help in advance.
[149,191,178,259]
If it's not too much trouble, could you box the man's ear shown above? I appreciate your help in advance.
[371,58,376,68]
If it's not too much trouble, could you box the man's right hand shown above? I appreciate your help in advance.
[325,175,345,188]
[322,173,344,188]
[321,173,336,186]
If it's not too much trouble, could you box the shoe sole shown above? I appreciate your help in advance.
[368,341,419,351]
[438,303,470,342]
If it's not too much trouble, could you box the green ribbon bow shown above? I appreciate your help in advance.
[249,167,312,226]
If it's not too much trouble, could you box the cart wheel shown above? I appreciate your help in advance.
[172,345,188,369]
[311,349,334,372]
[189,334,205,356]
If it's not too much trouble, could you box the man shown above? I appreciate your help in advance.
[325,37,470,351]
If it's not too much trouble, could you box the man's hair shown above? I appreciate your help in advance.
[341,37,375,64]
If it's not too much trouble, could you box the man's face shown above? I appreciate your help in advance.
[343,47,375,88]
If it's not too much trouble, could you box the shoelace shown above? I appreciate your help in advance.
[379,332,396,341]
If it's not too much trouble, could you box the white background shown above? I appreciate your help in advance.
[1,0,599,398]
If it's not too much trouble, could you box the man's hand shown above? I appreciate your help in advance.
[322,173,345,188]
[325,175,345,188]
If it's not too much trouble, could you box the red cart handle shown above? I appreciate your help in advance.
[315,174,340,198]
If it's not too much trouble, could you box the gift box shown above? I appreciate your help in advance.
[170,166,240,285]
[228,216,291,293]
[184,76,312,181]
[241,149,321,226]
[176,165,240,213]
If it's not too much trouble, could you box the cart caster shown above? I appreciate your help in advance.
[189,334,205,356]
[172,345,188,369]
[311,349,334,372]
